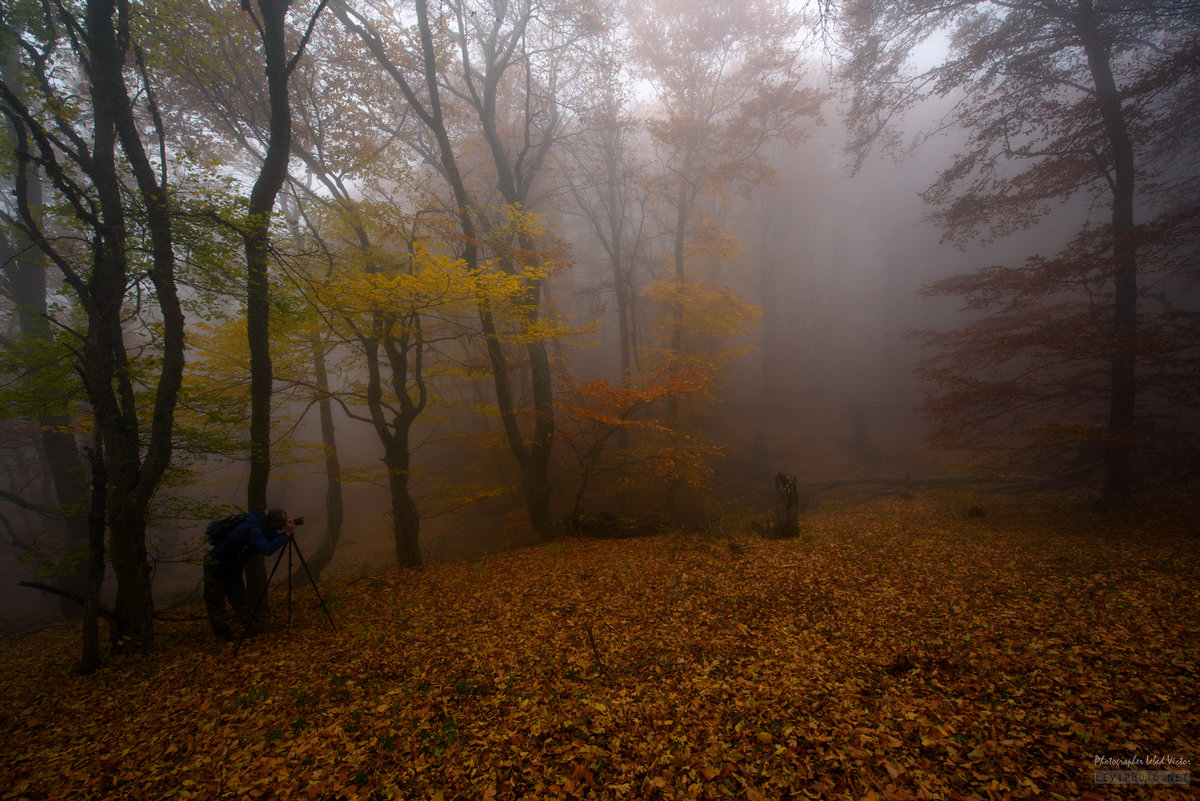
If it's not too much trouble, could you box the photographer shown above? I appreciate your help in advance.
[203,509,295,640]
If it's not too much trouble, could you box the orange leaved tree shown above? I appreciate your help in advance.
[557,364,719,518]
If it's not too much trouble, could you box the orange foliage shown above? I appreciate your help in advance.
[556,364,722,515]
[3,490,1199,799]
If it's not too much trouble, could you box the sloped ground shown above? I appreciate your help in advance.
[2,489,1198,800]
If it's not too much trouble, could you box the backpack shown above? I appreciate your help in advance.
[205,513,248,545]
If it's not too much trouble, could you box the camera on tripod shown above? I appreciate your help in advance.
[234,511,335,652]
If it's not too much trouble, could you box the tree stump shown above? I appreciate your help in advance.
[771,472,799,539]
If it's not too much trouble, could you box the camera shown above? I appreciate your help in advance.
[293,516,305,526]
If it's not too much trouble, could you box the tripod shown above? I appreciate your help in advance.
[235,536,337,653]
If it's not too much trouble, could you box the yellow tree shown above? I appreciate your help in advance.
[315,232,480,566]
[334,0,600,539]
[288,193,554,565]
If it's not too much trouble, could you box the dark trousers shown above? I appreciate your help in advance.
[203,559,263,638]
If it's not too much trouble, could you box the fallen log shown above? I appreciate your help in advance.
[563,511,668,539]
[792,470,1119,507]
[794,474,1041,508]
[17,580,118,628]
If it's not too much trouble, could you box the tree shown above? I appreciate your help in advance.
[556,363,717,516]
[278,191,345,580]
[143,0,326,606]
[240,0,326,516]
[318,234,484,566]
[842,0,1200,506]
[254,4,467,568]
[631,0,824,351]
[276,21,429,568]
[141,0,325,497]
[559,34,653,381]
[1,0,187,665]
[629,0,823,514]
[335,0,598,540]
[0,35,91,619]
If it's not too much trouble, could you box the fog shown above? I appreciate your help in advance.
[2,0,1197,637]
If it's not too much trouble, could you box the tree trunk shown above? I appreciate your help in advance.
[340,0,556,541]
[1077,2,1137,509]
[362,306,425,567]
[770,473,799,539]
[300,331,344,580]
[84,0,156,648]
[80,440,107,674]
[522,463,554,542]
[245,0,293,511]
[385,446,421,568]
[6,0,185,660]
[524,334,556,540]
[243,0,295,607]
[1,102,92,615]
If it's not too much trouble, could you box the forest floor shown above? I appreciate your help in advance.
[1,488,1199,800]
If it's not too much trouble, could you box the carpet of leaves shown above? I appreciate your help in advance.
[2,490,1199,800]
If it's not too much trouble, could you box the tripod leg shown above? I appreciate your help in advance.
[233,547,286,655]
[289,538,338,632]
[287,536,293,630]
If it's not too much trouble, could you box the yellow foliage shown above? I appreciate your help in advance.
[321,245,479,318]
[644,278,762,359]
[487,203,547,243]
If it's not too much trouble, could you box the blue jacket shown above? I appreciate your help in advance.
[210,512,289,566]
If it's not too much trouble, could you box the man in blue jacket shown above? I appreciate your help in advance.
[203,509,294,640]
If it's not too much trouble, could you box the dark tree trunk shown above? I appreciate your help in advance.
[80,439,107,674]
[243,0,295,607]
[385,446,421,568]
[770,473,799,540]
[523,308,556,540]
[87,0,185,648]
[84,0,154,647]
[244,0,293,513]
[1077,2,1137,509]
[361,306,426,567]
